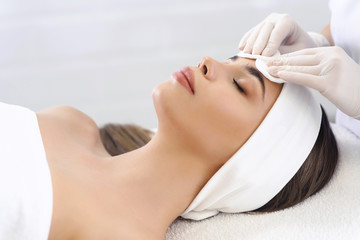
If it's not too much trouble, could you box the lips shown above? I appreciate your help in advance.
[172,66,195,94]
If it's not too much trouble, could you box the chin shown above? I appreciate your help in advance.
[152,82,168,114]
[152,81,175,127]
[152,81,189,133]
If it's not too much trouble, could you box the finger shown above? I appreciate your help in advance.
[279,48,321,57]
[238,28,254,50]
[277,71,324,91]
[268,65,321,78]
[252,21,275,55]
[262,21,292,56]
[266,55,321,67]
[243,22,265,53]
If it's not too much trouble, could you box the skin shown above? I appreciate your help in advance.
[321,24,334,46]
[37,57,282,239]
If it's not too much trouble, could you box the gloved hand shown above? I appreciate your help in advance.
[266,46,360,119]
[238,13,320,56]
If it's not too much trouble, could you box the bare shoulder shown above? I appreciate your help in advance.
[36,105,108,163]
[37,105,97,130]
[37,105,99,143]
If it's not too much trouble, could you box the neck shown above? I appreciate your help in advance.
[107,130,219,236]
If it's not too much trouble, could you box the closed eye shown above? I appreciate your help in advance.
[233,79,246,94]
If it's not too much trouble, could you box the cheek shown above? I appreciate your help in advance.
[207,102,254,137]
[190,88,263,157]
[152,81,265,162]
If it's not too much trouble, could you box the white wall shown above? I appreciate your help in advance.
[0,0,333,128]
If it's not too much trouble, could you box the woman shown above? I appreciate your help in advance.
[1,55,337,239]
[238,0,360,137]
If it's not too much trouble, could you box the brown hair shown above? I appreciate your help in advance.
[253,107,338,212]
[99,123,153,156]
[99,106,338,213]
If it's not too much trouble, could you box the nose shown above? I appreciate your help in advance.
[198,56,218,81]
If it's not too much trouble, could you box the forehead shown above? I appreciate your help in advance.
[225,56,278,86]
[225,55,256,67]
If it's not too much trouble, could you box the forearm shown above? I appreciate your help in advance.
[321,24,334,46]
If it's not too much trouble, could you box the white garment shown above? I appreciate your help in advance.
[0,102,53,240]
[329,0,360,138]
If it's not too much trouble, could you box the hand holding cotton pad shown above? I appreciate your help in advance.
[237,51,285,84]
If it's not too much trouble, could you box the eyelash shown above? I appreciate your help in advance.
[233,79,246,94]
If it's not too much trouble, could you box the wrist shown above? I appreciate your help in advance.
[307,32,330,47]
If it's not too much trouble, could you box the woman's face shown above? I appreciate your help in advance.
[152,56,282,166]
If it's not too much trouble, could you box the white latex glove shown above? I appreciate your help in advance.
[238,13,319,56]
[266,46,360,119]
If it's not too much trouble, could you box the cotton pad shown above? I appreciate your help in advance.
[237,51,285,84]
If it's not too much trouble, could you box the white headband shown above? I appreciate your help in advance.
[181,53,322,220]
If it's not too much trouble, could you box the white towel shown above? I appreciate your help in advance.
[166,124,360,240]
[0,102,53,240]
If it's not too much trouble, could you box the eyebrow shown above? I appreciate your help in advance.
[228,55,265,97]
[228,55,239,61]
[246,66,265,97]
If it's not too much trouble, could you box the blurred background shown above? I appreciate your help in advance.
[0,0,333,129]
